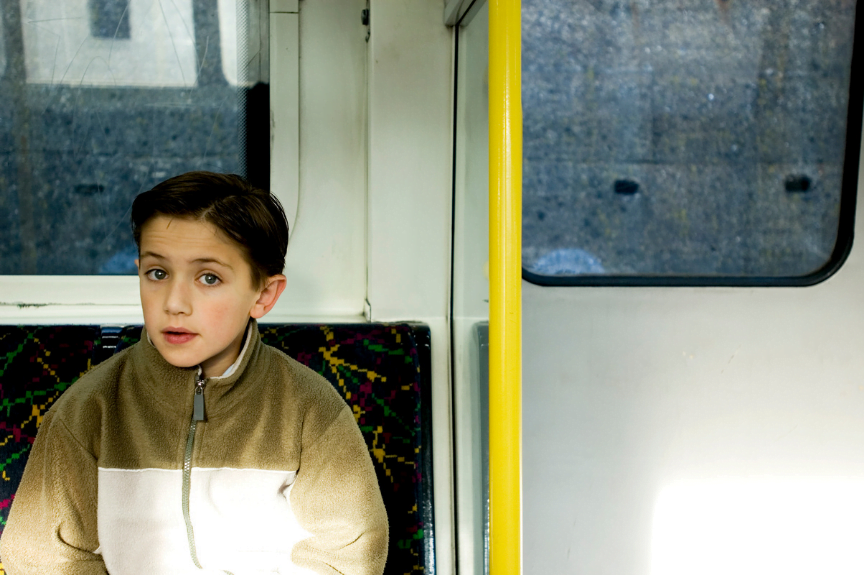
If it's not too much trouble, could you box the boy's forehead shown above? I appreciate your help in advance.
[140,216,241,259]
[143,215,217,234]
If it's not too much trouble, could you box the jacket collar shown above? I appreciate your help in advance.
[131,320,267,419]
[216,322,255,378]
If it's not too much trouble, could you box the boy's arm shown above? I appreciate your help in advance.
[0,411,106,575]
[290,406,389,575]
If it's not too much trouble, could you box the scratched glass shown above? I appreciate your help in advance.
[0,0,269,275]
[522,0,858,279]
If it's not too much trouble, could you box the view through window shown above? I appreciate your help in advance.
[522,0,859,281]
[0,0,269,275]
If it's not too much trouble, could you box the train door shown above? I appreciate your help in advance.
[453,1,864,574]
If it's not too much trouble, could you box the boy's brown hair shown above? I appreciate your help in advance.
[131,171,289,288]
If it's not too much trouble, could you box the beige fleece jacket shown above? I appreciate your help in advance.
[0,322,388,575]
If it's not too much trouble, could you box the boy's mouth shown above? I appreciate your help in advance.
[163,328,197,345]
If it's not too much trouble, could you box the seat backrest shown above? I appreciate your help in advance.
[0,326,101,535]
[0,324,434,575]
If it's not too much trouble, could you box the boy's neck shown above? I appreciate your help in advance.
[200,321,253,379]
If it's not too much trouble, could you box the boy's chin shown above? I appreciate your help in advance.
[153,343,202,369]
[165,359,200,369]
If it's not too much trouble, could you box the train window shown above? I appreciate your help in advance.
[0,0,269,276]
[522,0,863,286]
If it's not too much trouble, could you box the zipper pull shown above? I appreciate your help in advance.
[193,373,206,422]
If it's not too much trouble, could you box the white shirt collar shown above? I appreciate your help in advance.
[213,322,255,379]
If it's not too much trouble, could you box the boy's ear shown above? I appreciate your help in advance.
[134,259,140,271]
[250,275,287,319]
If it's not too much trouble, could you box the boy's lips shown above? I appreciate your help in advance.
[162,328,197,345]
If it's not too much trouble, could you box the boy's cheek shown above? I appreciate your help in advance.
[139,295,161,320]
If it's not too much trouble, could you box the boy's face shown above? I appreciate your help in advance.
[136,216,284,378]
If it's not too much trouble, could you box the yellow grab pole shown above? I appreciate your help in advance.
[489,1,522,575]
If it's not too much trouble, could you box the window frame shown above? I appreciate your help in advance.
[0,1,301,319]
[522,1,864,288]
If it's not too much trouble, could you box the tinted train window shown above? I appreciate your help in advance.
[522,0,861,285]
[0,0,269,275]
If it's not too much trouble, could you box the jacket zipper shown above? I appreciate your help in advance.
[182,373,235,575]
[182,371,206,569]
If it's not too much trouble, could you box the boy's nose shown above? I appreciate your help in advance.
[164,281,192,315]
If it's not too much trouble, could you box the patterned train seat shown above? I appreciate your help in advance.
[0,324,434,575]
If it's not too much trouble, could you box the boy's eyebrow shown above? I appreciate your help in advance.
[191,257,233,269]
[139,252,233,269]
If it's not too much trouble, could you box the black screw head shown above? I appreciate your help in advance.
[614,179,640,195]
[784,175,812,193]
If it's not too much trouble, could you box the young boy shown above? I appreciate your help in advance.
[1,172,388,574]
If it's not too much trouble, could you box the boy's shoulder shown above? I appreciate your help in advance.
[258,342,349,432]
[44,345,135,437]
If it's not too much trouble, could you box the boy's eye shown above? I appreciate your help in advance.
[146,269,167,281]
[200,273,221,286]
